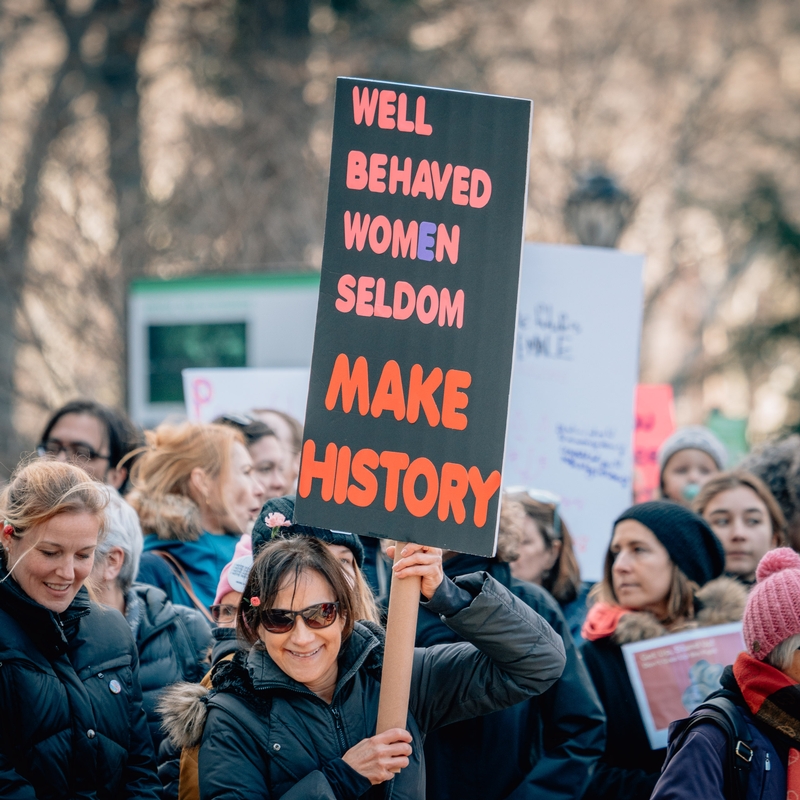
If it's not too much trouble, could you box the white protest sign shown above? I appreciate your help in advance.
[182,367,310,423]
[622,622,745,749]
[503,243,644,580]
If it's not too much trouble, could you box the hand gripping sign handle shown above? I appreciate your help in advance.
[376,541,422,734]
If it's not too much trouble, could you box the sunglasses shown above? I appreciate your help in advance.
[259,602,340,634]
[210,603,238,624]
[37,439,110,462]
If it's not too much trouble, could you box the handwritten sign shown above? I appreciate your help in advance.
[622,623,745,749]
[181,367,310,423]
[294,78,532,555]
[504,243,644,580]
[633,384,676,503]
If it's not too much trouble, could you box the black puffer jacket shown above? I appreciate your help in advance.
[129,583,212,749]
[161,572,566,800]
[0,567,161,799]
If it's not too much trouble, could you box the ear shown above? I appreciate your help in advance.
[100,546,126,582]
[105,465,128,491]
[189,467,211,504]
[544,539,562,571]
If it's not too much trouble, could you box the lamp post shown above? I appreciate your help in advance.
[564,171,633,248]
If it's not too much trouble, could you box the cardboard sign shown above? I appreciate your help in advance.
[181,367,310,423]
[633,384,676,503]
[503,243,644,580]
[622,623,745,749]
[295,78,532,555]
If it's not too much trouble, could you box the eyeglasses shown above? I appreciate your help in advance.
[505,486,562,538]
[259,602,340,634]
[37,439,111,463]
[210,604,238,624]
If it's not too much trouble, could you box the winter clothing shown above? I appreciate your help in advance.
[137,531,240,610]
[416,554,606,800]
[615,501,726,586]
[658,426,728,472]
[252,495,365,567]
[161,571,566,800]
[214,534,253,605]
[0,565,161,799]
[560,580,593,647]
[128,583,212,750]
[582,576,747,800]
[742,548,800,660]
[651,660,795,800]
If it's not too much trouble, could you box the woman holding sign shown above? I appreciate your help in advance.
[581,501,746,800]
[161,535,566,800]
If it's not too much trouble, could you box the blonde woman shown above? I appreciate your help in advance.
[130,422,264,614]
[0,460,160,799]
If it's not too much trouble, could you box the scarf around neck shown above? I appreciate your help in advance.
[734,651,800,797]
[581,601,629,641]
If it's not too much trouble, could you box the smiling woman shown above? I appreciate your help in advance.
[0,460,160,799]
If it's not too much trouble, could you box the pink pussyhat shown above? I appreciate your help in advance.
[743,548,800,661]
[214,534,253,606]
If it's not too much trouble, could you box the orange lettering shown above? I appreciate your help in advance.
[370,360,406,421]
[438,462,470,523]
[403,457,438,517]
[468,467,501,527]
[298,439,337,501]
[348,448,379,507]
[441,369,471,430]
[380,451,410,512]
[406,364,442,426]
[325,354,370,415]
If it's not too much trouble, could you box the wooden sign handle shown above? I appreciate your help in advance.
[376,541,421,734]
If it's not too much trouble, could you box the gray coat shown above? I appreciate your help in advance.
[161,572,566,800]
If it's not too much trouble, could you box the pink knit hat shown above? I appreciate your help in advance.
[214,534,253,606]
[743,547,800,660]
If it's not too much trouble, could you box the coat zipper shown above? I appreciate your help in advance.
[330,703,347,753]
[765,752,770,771]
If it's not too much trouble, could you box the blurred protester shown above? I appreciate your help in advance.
[214,414,287,500]
[130,422,264,614]
[581,501,746,800]
[251,495,381,624]
[251,407,302,491]
[694,471,787,588]
[91,485,212,750]
[0,460,160,799]
[160,537,566,799]
[658,426,727,506]
[415,502,605,800]
[505,488,593,645]
[741,434,800,551]
[38,398,145,493]
[652,548,800,800]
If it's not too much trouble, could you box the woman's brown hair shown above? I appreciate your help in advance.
[238,536,357,645]
[693,470,787,545]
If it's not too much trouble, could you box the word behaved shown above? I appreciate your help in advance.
[298,439,501,526]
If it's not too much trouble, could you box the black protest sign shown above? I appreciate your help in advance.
[295,77,532,556]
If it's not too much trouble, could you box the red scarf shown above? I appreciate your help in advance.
[734,652,800,797]
[581,602,629,642]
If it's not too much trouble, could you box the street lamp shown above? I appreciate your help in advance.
[564,171,633,248]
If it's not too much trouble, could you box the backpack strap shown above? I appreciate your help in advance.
[150,550,215,624]
[667,696,754,800]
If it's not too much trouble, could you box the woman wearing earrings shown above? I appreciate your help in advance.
[0,460,160,799]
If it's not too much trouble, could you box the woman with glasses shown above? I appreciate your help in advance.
[161,536,566,800]
[0,460,160,799]
[131,422,265,616]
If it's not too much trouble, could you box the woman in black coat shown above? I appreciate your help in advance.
[0,460,161,800]
[161,536,567,800]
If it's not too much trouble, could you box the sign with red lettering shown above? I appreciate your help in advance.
[633,384,676,503]
[294,78,532,554]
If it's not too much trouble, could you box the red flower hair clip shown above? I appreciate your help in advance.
[2,522,13,537]
[250,596,261,607]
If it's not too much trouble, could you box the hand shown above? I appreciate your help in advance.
[386,543,443,600]
[342,728,413,784]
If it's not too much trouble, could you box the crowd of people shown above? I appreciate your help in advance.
[4,398,800,798]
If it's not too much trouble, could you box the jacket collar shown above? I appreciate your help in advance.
[0,563,91,658]
[444,553,512,588]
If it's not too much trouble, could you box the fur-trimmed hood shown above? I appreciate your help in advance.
[612,575,747,645]
[127,491,203,542]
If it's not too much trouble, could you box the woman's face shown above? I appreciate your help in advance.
[213,442,265,534]
[661,449,719,505]
[3,511,100,613]
[610,519,674,617]
[509,516,559,585]
[248,435,287,500]
[703,486,777,579]
[258,569,344,699]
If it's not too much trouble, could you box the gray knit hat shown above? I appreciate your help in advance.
[251,495,364,568]
[658,426,728,472]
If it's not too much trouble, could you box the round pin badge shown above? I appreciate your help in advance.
[108,679,122,694]
[227,555,254,593]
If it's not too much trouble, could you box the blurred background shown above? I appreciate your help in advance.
[1,0,799,476]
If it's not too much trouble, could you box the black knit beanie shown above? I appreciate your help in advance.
[613,501,725,586]
[252,495,365,568]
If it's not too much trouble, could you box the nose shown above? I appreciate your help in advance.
[730,519,747,541]
[55,450,69,462]
[55,556,75,582]
[613,550,632,574]
[289,616,317,646]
